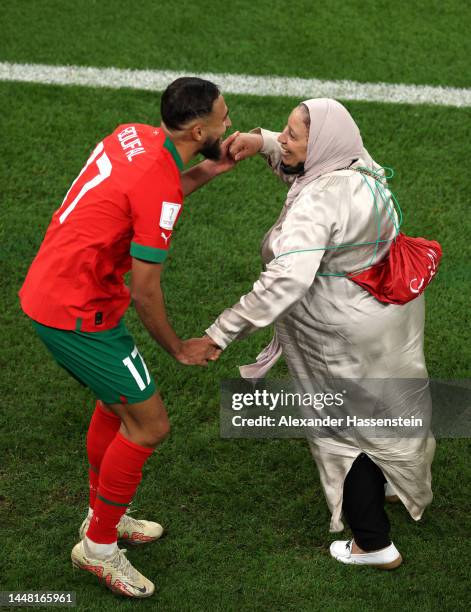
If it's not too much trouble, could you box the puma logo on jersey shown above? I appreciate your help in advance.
[161,231,170,245]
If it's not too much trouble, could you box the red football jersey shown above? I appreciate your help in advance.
[19,124,184,331]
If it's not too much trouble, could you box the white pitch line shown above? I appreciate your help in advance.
[1,61,470,108]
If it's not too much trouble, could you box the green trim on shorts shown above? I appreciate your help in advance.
[31,318,156,404]
[130,241,168,263]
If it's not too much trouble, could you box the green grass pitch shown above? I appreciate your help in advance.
[0,1,470,610]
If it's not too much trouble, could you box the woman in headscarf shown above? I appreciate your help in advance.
[205,98,435,569]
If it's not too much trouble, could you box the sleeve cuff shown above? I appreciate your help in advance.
[130,242,168,263]
[205,324,231,350]
[250,127,282,157]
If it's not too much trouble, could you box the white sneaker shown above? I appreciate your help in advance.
[330,539,403,569]
[385,482,400,503]
[71,540,155,597]
[79,511,164,545]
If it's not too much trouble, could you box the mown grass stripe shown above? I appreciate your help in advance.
[1,62,470,108]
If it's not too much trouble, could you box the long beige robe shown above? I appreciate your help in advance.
[206,129,435,532]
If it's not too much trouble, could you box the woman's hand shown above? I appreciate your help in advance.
[229,133,263,161]
[174,336,222,366]
[205,131,240,176]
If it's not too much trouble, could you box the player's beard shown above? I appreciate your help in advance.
[199,135,222,161]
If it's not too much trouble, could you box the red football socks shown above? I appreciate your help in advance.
[86,400,121,508]
[86,432,154,544]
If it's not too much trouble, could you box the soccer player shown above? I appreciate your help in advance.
[19,77,236,598]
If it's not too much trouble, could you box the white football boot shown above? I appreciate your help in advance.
[330,539,403,569]
[79,510,164,545]
[71,540,154,598]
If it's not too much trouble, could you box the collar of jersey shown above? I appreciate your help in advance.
[163,136,184,172]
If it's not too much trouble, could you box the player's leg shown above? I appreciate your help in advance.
[85,391,169,548]
[79,396,167,545]
[73,392,168,597]
[86,400,121,514]
[105,389,171,447]
[30,318,165,597]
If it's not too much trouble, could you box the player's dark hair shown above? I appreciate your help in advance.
[161,77,220,130]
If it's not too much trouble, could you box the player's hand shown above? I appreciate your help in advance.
[175,336,222,366]
[207,131,241,175]
[229,132,263,162]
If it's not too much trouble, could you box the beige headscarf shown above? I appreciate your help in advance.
[286,98,367,206]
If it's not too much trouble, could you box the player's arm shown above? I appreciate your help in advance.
[131,259,179,355]
[181,131,240,196]
[129,166,221,365]
[131,258,220,366]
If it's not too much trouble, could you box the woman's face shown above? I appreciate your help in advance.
[277,106,309,166]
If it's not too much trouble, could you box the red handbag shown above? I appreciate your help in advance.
[348,232,442,305]
[277,167,443,305]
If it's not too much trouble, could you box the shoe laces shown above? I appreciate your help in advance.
[122,510,145,530]
[110,548,140,581]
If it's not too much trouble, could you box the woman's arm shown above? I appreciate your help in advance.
[206,185,335,349]
[230,129,297,185]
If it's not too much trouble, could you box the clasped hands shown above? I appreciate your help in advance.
[174,336,221,367]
